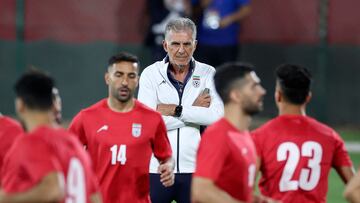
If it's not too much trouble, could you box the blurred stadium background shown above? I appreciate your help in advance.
[1,1,359,202]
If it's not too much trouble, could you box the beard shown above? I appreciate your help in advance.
[243,100,263,116]
[112,87,133,103]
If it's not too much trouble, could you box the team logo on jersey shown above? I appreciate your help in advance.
[192,75,200,88]
[97,125,108,133]
[132,123,142,138]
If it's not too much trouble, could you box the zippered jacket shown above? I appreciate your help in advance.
[138,58,224,173]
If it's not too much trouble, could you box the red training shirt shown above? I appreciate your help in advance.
[1,126,99,203]
[0,116,24,175]
[69,99,172,203]
[194,118,257,202]
[252,115,353,203]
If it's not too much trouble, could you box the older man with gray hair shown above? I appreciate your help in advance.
[138,17,223,203]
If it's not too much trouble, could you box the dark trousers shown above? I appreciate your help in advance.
[195,44,239,68]
[150,173,192,203]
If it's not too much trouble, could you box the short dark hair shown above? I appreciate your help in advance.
[108,52,140,68]
[275,64,312,105]
[14,69,55,110]
[214,62,255,104]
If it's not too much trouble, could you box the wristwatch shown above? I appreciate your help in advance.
[174,105,183,117]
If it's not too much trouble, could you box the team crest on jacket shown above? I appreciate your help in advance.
[132,123,142,138]
[192,75,200,88]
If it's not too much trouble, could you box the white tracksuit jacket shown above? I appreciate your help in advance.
[138,58,224,173]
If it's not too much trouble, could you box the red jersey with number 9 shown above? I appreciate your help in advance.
[251,115,353,203]
[1,126,99,203]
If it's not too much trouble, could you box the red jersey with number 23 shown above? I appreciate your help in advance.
[252,115,353,203]
[194,118,257,202]
[69,99,172,203]
[1,126,99,203]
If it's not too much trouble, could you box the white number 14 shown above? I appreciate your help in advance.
[110,144,127,165]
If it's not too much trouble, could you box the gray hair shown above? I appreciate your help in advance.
[164,17,197,41]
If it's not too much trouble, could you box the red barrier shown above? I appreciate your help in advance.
[2,0,360,45]
[0,0,16,40]
[24,0,146,43]
[328,0,360,45]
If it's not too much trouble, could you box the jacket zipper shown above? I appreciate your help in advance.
[176,82,184,173]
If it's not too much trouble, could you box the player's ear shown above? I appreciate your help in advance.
[305,92,312,104]
[229,89,241,103]
[275,90,281,103]
[15,98,25,115]
[163,40,168,53]
[105,71,110,85]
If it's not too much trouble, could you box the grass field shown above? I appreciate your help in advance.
[327,152,360,203]
[327,130,360,203]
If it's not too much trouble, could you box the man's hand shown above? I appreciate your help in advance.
[157,104,177,116]
[158,159,175,187]
[193,92,211,107]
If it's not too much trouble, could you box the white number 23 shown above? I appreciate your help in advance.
[277,141,322,192]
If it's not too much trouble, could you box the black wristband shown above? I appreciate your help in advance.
[174,105,183,117]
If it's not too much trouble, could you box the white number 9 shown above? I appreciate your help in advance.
[66,158,86,203]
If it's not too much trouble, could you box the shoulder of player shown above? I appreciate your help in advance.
[202,119,228,139]
[251,117,279,136]
[306,117,340,138]
[29,128,80,151]
[11,133,47,151]
[0,116,21,129]
[77,99,107,116]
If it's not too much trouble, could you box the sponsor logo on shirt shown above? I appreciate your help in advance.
[97,125,108,133]
[132,123,142,138]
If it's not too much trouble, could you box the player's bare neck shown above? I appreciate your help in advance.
[279,103,306,116]
[23,111,56,132]
[224,105,251,132]
[107,97,135,113]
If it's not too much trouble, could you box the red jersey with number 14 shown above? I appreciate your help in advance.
[194,118,257,202]
[252,115,353,203]
[69,99,172,203]
[1,126,99,203]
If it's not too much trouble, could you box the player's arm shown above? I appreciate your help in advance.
[334,166,355,184]
[0,172,64,203]
[158,157,175,187]
[332,131,355,184]
[344,169,360,203]
[192,177,244,203]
